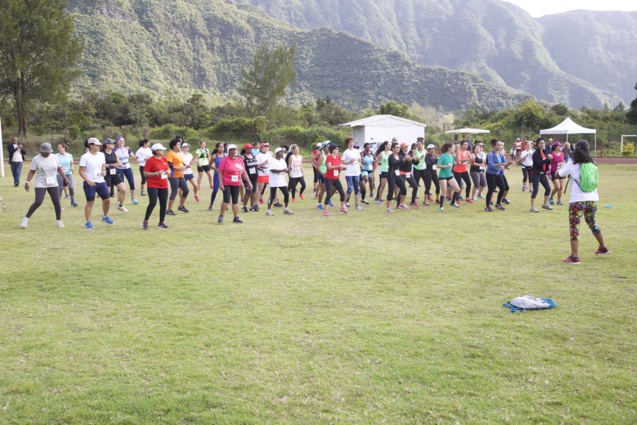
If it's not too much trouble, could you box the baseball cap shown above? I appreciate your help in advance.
[151,143,167,151]
[274,147,284,154]
[228,144,237,150]
[242,143,252,150]
[182,143,190,148]
[400,142,408,148]
[321,140,331,148]
[427,144,436,149]
[316,142,322,148]
[40,143,53,153]
[104,138,115,145]
[552,141,562,147]
[87,137,102,146]
[391,137,398,141]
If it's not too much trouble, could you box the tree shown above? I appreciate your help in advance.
[0,0,83,138]
[627,83,637,125]
[239,44,296,117]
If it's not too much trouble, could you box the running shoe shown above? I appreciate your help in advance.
[556,201,564,206]
[409,202,418,208]
[594,247,611,255]
[502,199,510,205]
[65,194,70,199]
[208,204,213,211]
[495,204,505,211]
[439,207,444,213]
[375,199,383,204]
[484,206,493,212]
[423,201,430,206]
[218,215,224,223]
[284,208,294,215]
[328,200,334,207]
[242,206,249,213]
[71,200,78,207]
[273,202,283,208]
[471,197,478,202]
[251,205,259,212]
[85,221,94,229]
[361,199,369,205]
[317,204,324,210]
[397,204,409,210]
[117,205,128,213]
[465,198,474,204]
[166,209,176,216]
[194,194,200,202]
[57,221,65,228]
[522,185,527,191]
[530,208,539,213]
[426,195,434,202]
[451,202,460,209]
[542,204,553,211]
[266,210,273,216]
[562,256,580,265]
[259,199,264,204]
[291,198,296,203]
[340,207,348,214]
[548,198,554,205]
[323,211,331,217]
[299,194,305,200]
[142,221,148,230]
[386,208,394,213]
[457,196,464,202]
[478,194,485,199]
[102,215,114,224]
[233,217,243,224]
[20,218,28,228]
[157,222,168,229]
[141,191,146,196]
[177,206,189,213]
[345,203,350,208]
[355,205,363,211]
[132,198,139,205]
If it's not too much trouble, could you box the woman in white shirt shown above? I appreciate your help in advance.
[287,144,306,202]
[135,139,152,196]
[519,141,534,192]
[555,140,609,265]
[180,143,200,203]
[21,143,69,228]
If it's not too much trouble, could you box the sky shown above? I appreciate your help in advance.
[503,0,637,17]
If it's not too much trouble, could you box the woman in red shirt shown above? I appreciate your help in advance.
[323,144,347,216]
[453,140,472,204]
[217,144,252,224]
[142,143,171,229]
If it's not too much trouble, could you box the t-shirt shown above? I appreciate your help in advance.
[341,148,361,177]
[166,150,185,178]
[182,152,194,175]
[30,154,61,188]
[437,152,455,178]
[79,152,106,184]
[268,157,288,187]
[195,148,210,167]
[218,156,246,186]
[114,146,133,170]
[556,161,599,203]
[256,151,272,176]
[520,149,534,167]
[56,153,73,175]
[289,154,303,178]
[135,147,152,167]
[144,155,170,189]
[325,155,342,180]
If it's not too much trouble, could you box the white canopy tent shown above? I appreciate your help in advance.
[540,117,597,154]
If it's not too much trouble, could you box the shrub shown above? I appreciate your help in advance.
[261,125,349,149]
[202,117,267,142]
[623,142,634,157]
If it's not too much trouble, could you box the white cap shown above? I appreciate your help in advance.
[151,143,167,151]
[87,137,102,146]
[427,144,436,149]
[392,137,398,141]
[274,147,284,154]
[227,144,237,150]
[316,142,322,148]
[182,143,190,148]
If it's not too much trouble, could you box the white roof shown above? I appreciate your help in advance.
[340,114,426,128]
[445,128,490,134]
[540,117,596,135]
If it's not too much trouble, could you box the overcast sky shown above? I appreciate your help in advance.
[503,0,637,17]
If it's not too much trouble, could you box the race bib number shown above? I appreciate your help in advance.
[249,168,256,175]
[124,163,131,169]
[395,170,400,176]
[46,177,56,185]
[479,166,484,171]
[333,170,339,177]
[161,172,167,180]
[432,165,437,170]
[231,175,239,182]
[406,173,411,179]
[109,168,116,175]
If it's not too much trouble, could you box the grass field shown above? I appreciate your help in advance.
[1,162,636,424]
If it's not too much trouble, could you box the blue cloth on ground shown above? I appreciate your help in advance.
[503,297,556,313]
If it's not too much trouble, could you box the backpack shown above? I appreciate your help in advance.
[576,162,598,192]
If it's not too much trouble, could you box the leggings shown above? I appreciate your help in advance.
[140,166,147,185]
[325,179,345,204]
[169,177,189,201]
[145,187,168,223]
[313,167,319,183]
[387,174,406,201]
[413,169,427,191]
[470,171,486,190]
[345,175,361,196]
[569,201,601,241]
[269,186,289,205]
[530,172,551,199]
[26,187,62,220]
[424,171,440,196]
[522,167,530,184]
[210,173,220,205]
[454,171,472,198]
[57,174,75,198]
[117,167,135,190]
[289,176,306,198]
[486,173,505,207]
[501,174,510,192]
[223,185,241,204]
[404,175,418,203]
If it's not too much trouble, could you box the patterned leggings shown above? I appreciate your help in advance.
[569,201,601,241]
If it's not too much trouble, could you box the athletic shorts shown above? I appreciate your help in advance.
[440,176,454,181]
[104,173,123,187]
[317,174,325,184]
[257,175,269,184]
[197,165,211,172]
[83,181,110,201]
[184,173,194,181]
[380,171,388,179]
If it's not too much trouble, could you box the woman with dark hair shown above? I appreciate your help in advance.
[266,147,294,216]
[529,138,553,213]
[196,140,213,190]
[554,140,609,264]
[374,141,391,203]
[453,140,473,204]
[342,138,363,210]
[218,144,253,223]
[287,144,306,202]
[519,140,534,192]
[360,142,375,204]
[323,144,347,216]
[484,139,511,212]
[398,142,417,209]
[135,139,152,196]
[180,143,200,202]
[437,142,461,212]
[208,142,225,211]
[469,143,486,201]
[103,138,128,213]
[241,143,259,212]
[56,143,78,207]
[424,144,440,206]
[384,142,406,213]
[114,136,139,205]
[312,142,330,210]
[548,141,566,206]
[165,138,189,215]
[412,139,427,206]
[142,143,170,229]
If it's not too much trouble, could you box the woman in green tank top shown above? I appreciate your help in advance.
[313,143,331,209]
[374,141,391,203]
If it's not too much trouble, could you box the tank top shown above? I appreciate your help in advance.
[115,147,132,170]
[550,151,564,173]
[453,150,470,173]
[243,154,258,178]
[380,151,390,172]
[290,155,303,178]
[214,153,225,169]
[414,149,426,171]
[470,153,484,173]
[319,153,327,174]
[362,153,374,171]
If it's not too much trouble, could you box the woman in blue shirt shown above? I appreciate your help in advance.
[485,139,512,212]
[56,143,78,207]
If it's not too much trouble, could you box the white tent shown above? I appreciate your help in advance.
[540,117,597,154]
[445,128,490,134]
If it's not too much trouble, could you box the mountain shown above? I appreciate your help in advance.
[232,0,623,108]
[67,0,529,111]
[539,11,637,105]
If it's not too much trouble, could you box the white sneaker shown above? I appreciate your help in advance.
[57,220,65,228]
[355,205,363,211]
[117,205,128,213]
[284,208,294,215]
[266,210,273,216]
[20,217,28,228]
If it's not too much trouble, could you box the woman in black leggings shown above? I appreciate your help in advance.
[424,144,440,205]
[386,142,407,213]
[142,143,170,229]
[484,139,512,212]
[530,138,553,213]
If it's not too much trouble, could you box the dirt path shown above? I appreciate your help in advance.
[594,157,637,164]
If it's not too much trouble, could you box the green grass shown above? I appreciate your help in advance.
[1,163,636,424]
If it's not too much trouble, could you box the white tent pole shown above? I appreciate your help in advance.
[0,117,4,178]
[594,134,597,157]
